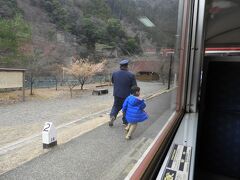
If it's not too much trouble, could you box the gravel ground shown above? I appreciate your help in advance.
[0,81,166,146]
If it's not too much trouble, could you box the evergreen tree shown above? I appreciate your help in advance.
[82,0,111,20]
[0,14,31,67]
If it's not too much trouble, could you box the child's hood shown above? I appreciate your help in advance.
[128,95,144,106]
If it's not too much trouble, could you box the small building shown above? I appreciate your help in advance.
[130,61,161,81]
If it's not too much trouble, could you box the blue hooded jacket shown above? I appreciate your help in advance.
[122,95,148,123]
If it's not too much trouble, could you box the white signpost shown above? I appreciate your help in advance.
[42,122,57,149]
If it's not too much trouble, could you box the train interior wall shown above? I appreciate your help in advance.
[195,59,240,180]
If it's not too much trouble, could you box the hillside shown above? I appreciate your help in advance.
[0,0,178,69]
[17,0,77,65]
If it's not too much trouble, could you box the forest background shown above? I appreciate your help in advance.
[0,0,178,93]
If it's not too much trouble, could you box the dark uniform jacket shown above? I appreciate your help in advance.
[112,69,137,98]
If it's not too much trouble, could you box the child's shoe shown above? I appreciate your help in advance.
[125,124,137,140]
[125,135,131,140]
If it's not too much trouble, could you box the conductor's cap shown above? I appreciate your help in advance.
[119,59,129,65]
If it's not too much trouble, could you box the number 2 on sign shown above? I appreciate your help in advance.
[43,123,50,132]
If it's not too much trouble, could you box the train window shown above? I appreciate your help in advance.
[0,0,188,179]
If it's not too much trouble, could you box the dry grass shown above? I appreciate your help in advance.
[0,91,23,105]
[0,83,111,105]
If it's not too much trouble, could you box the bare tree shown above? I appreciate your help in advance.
[64,58,106,97]
[26,49,42,95]
[65,78,79,98]
[48,64,63,91]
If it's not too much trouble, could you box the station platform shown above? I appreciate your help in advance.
[0,92,175,180]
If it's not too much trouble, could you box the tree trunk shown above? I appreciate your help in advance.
[30,73,34,95]
[70,87,73,98]
[80,83,84,90]
[30,81,33,95]
[55,79,58,91]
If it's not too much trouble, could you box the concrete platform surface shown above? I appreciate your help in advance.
[0,92,175,180]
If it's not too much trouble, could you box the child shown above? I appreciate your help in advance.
[122,86,148,140]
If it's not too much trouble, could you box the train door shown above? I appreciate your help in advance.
[196,56,240,180]
[195,0,240,179]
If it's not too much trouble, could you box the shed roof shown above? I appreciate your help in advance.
[130,61,161,73]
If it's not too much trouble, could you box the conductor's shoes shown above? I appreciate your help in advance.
[109,116,115,127]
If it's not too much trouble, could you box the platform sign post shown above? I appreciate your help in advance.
[42,122,57,149]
